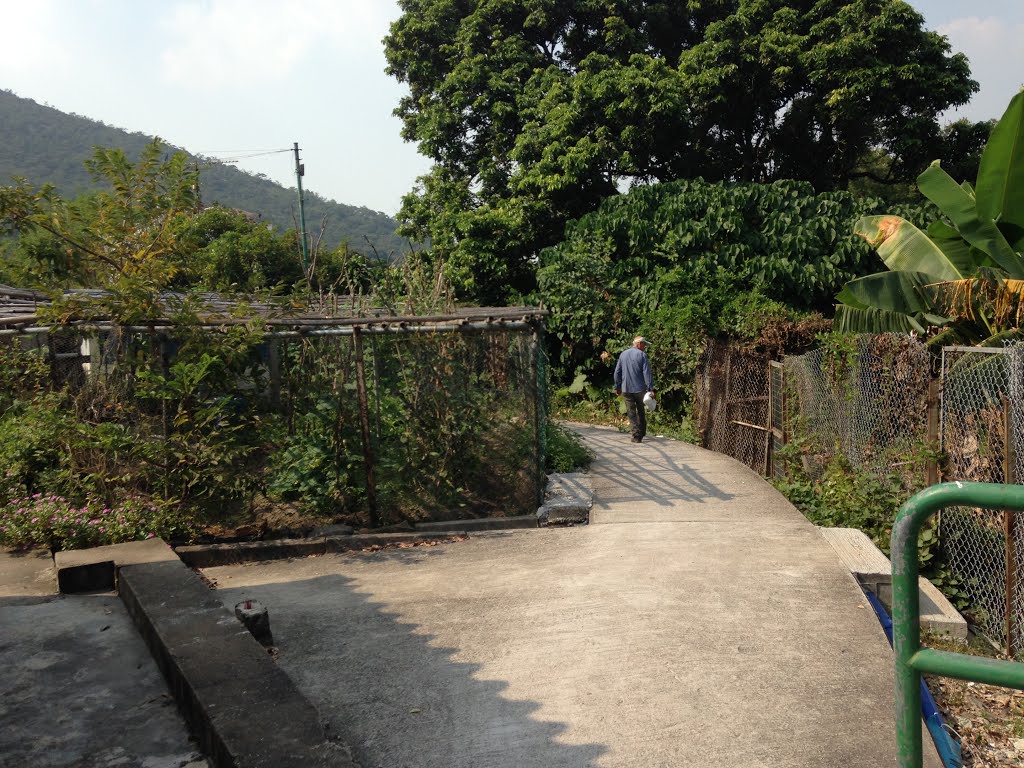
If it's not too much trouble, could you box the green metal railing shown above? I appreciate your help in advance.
[892,482,1024,766]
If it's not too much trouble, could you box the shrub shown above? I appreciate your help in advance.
[545,422,593,473]
[0,493,195,551]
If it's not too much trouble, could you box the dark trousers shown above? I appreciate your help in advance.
[622,392,647,440]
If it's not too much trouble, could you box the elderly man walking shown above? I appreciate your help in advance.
[614,336,655,443]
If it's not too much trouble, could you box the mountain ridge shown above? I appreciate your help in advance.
[0,88,408,255]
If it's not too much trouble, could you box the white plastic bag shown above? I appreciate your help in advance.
[643,391,657,412]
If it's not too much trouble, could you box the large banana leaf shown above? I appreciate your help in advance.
[835,270,938,316]
[918,161,1024,276]
[853,215,972,280]
[833,304,927,334]
[976,89,1024,252]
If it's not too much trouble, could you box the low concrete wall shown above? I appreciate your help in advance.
[118,558,353,768]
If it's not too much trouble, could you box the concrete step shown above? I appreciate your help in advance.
[818,527,967,641]
[54,538,179,593]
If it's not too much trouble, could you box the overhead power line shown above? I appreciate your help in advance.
[196,148,292,163]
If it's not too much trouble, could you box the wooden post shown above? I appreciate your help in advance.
[1004,395,1018,655]
[268,339,281,409]
[353,329,379,528]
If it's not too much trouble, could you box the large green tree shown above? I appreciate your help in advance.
[385,0,977,303]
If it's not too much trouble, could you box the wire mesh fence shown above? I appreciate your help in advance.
[939,345,1023,654]
[0,318,546,529]
[781,335,933,481]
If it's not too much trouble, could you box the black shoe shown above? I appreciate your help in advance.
[631,436,642,443]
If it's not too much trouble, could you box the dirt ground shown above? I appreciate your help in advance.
[925,634,1024,767]
[929,676,1024,766]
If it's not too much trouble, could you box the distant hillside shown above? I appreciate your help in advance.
[0,89,409,255]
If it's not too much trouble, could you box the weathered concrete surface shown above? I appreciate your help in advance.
[0,547,56,605]
[537,472,593,525]
[205,424,938,768]
[0,592,208,768]
[177,532,465,568]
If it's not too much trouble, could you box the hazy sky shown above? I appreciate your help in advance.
[0,1,1021,216]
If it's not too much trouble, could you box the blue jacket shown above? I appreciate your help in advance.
[614,346,653,393]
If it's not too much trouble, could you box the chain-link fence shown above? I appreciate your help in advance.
[939,345,1023,654]
[0,314,547,529]
[782,335,933,481]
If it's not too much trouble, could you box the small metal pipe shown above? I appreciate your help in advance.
[910,648,1024,688]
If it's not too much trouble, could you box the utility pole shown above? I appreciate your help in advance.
[293,142,310,276]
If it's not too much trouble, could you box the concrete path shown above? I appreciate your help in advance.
[205,425,936,768]
[0,591,209,768]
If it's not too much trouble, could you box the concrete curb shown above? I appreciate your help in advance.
[118,558,354,768]
[54,538,179,593]
[415,516,537,532]
[176,532,468,569]
[819,527,968,641]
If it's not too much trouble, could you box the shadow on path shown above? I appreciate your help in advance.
[212,556,607,768]
[573,426,735,508]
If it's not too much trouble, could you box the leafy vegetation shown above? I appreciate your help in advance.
[544,422,593,474]
[385,0,978,302]
[538,177,934,425]
[0,143,549,549]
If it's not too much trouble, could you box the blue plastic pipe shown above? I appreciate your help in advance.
[865,590,963,768]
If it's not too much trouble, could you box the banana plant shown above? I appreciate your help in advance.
[835,89,1024,344]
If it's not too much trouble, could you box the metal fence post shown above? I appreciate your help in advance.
[533,326,546,507]
[1005,395,1018,655]
[353,328,379,528]
[926,379,940,487]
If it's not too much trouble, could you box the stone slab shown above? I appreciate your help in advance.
[819,527,968,641]
[54,537,178,593]
[537,499,590,525]
[177,537,328,568]
[537,471,593,525]
[0,547,56,604]
[177,533,465,568]
[117,558,353,768]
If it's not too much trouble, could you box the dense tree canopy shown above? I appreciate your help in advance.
[385,0,977,302]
